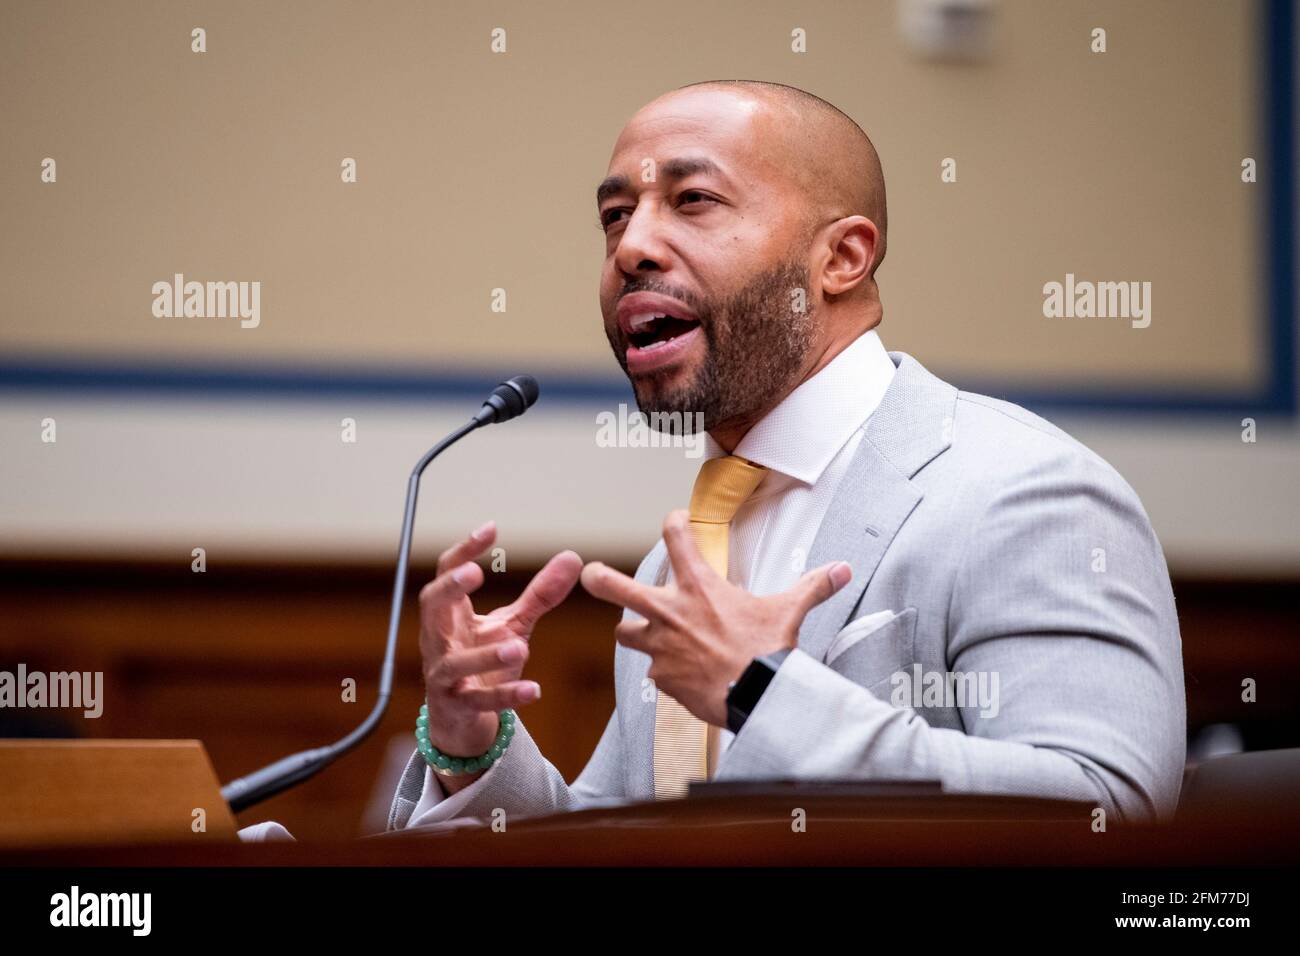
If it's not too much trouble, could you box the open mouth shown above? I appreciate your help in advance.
[626,312,701,352]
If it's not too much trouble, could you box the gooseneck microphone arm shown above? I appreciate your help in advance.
[220,375,540,814]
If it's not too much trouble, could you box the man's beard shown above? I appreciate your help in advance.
[608,257,817,433]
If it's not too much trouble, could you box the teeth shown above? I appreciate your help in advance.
[627,312,668,332]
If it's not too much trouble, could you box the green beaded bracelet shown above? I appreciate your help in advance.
[415,703,515,777]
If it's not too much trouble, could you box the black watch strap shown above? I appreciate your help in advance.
[725,648,793,735]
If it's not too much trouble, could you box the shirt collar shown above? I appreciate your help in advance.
[703,329,898,486]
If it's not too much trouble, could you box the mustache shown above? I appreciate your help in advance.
[614,280,706,320]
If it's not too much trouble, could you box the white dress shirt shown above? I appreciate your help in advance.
[407,328,897,825]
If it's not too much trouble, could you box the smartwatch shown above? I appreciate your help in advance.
[725,648,793,734]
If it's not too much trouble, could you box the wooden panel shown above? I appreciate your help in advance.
[0,739,236,846]
[1,558,1296,840]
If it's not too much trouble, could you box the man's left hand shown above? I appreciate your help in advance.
[580,509,852,727]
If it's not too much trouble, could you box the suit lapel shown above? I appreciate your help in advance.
[796,351,957,663]
[795,440,922,663]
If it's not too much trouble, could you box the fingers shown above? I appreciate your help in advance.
[506,550,583,633]
[420,521,496,638]
[419,560,485,636]
[788,561,853,617]
[454,680,542,711]
[580,561,663,621]
[661,509,713,586]
[431,635,529,688]
[613,618,650,653]
[436,521,497,576]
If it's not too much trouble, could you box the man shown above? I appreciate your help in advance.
[387,80,1186,832]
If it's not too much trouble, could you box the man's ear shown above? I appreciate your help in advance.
[819,216,879,296]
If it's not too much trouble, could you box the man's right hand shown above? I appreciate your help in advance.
[418,520,581,792]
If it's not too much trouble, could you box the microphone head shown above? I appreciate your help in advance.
[473,374,540,426]
[507,374,540,410]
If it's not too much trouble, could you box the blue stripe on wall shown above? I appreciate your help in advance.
[0,358,636,405]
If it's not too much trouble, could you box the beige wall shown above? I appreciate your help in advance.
[0,0,1265,386]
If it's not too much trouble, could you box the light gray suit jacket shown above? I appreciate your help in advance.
[387,350,1186,830]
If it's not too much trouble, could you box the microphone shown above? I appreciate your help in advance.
[472,374,539,426]
[220,375,541,813]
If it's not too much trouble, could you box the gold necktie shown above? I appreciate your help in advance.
[652,454,768,800]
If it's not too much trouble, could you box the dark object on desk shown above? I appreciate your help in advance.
[685,779,1090,821]
[688,779,942,799]
[1177,747,1300,825]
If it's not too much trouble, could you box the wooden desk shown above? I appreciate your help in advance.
[4,792,1298,867]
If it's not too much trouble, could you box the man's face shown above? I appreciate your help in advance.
[596,90,820,432]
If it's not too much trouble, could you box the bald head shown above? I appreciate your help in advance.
[671,80,888,276]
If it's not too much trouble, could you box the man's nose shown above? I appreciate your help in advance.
[613,203,673,278]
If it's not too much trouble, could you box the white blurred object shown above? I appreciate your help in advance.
[237,820,296,842]
[1188,723,1246,762]
[899,0,997,61]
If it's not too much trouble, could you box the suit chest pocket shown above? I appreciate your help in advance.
[824,607,918,696]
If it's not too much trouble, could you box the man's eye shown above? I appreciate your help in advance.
[679,190,716,206]
[598,193,715,231]
[599,209,628,230]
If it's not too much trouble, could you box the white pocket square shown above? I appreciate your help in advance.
[824,609,903,665]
